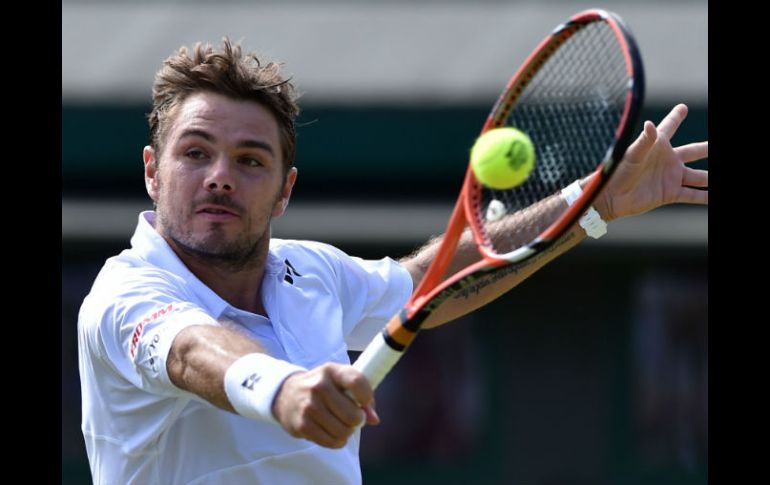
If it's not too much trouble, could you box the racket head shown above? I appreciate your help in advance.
[464,9,645,262]
[386,9,646,349]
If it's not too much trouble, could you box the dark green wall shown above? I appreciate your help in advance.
[62,104,708,199]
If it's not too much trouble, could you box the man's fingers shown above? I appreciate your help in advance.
[324,387,366,427]
[625,120,657,164]
[678,186,708,205]
[362,402,380,426]
[330,365,374,408]
[683,168,708,188]
[676,141,708,163]
[294,415,348,449]
[655,103,688,142]
[306,400,360,444]
[327,364,378,427]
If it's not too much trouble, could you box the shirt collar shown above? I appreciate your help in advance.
[129,211,281,318]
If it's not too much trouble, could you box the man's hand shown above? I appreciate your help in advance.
[594,103,708,222]
[272,363,380,448]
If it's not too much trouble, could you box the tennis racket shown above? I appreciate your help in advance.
[353,9,645,390]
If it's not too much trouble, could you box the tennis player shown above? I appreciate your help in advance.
[78,39,708,484]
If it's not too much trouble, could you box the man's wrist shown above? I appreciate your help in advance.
[561,180,608,239]
[223,353,306,425]
[577,176,609,220]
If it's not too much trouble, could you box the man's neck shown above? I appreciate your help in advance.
[168,238,270,316]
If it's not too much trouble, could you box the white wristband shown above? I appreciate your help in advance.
[223,353,306,425]
[560,180,607,239]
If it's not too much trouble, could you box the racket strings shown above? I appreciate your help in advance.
[478,20,631,255]
[483,193,564,251]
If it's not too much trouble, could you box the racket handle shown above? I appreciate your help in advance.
[352,331,404,391]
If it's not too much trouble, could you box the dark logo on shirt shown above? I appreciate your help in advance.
[284,259,303,285]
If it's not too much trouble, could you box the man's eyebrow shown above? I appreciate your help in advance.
[179,129,215,143]
[179,129,275,155]
[237,139,275,156]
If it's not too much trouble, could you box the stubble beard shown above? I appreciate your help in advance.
[157,205,271,274]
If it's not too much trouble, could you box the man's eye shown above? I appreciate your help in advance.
[241,157,263,167]
[186,149,207,160]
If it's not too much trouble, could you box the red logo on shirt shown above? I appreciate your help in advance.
[129,303,174,358]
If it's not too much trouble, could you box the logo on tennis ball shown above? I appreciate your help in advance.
[471,127,535,190]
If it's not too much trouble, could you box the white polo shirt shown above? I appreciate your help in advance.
[78,211,412,485]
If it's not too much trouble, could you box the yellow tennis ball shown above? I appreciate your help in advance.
[471,127,535,190]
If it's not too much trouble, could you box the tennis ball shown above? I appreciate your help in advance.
[471,127,535,190]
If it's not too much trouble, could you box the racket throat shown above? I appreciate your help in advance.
[412,195,467,297]
[383,309,427,351]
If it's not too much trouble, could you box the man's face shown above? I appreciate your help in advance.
[143,91,296,267]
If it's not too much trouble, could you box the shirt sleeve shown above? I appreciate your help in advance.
[300,242,413,351]
[80,266,219,398]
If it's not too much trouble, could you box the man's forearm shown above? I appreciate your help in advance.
[401,191,589,328]
[167,324,268,411]
[421,224,585,328]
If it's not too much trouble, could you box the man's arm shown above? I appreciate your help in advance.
[401,192,585,329]
[166,324,267,410]
[166,324,378,449]
[401,104,708,329]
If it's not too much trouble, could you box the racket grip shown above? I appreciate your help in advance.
[352,331,403,391]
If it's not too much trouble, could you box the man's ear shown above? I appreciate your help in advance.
[273,167,298,217]
[144,146,160,202]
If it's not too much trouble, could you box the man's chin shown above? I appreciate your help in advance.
[170,232,238,258]
[188,241,243,260]
[165,224,266,268]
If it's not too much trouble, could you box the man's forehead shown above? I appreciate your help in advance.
[175,92,268,121]
[167,92,280,142]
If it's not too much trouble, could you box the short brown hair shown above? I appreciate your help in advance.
[148,38,300,169]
